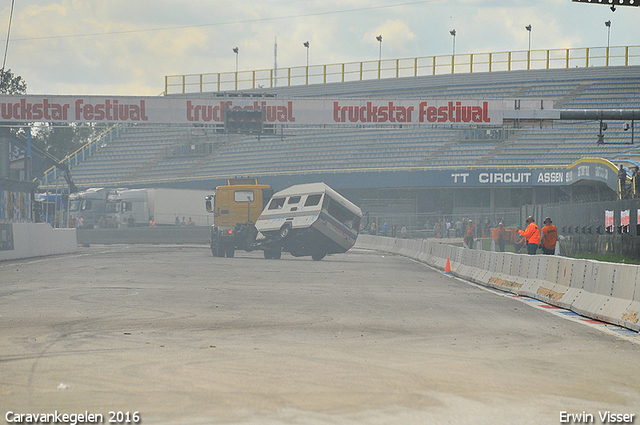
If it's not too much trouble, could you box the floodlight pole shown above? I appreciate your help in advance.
[233,47,239,73]
[450,29,456,56]
[605,21,611,66]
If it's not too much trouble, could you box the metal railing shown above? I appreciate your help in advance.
[165,45,640,95]
[38,124,125,188]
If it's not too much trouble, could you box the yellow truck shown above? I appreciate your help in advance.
[205,178,273,257]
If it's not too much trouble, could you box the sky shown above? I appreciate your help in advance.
[1,0,638,96]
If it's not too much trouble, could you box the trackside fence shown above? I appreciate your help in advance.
[355,234,640,333]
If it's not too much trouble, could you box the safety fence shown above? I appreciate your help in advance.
[165,45,640,94]
[356,234,640,333]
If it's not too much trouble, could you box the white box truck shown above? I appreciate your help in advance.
[108,188,211,227]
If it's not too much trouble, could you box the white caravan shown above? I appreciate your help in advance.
[254,182,362,260]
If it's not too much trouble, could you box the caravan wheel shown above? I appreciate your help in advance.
[279,223,291,239]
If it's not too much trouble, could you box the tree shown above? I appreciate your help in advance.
[35,123,106,160]
[0,68,26,94]
[0,69,103,160]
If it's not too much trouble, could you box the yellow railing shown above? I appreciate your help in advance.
[165,45,640,95]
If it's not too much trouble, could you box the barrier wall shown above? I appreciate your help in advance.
[0,223,77,261]
[76,226,209,245]
[355,235,640,332]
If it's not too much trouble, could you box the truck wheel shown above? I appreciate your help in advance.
[216,242,226,257]
[210,243,217,256]
[264,250,273,259]
[311,252,326,261]
[272,249,282,260]
[226,246,235,258]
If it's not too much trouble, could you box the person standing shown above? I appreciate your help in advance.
[465,219,475,249]
[494,221,507,252]
[540,217,558,255]
[518,216,540,255]
[618,164,628,199]
[633,166,640,199]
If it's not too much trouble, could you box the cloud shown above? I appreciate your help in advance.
[1,0,639,95]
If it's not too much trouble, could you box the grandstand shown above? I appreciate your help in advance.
[39,56,640,218]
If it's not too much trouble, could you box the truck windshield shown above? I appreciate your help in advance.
[106,202,119,214]
[69,200,81,212]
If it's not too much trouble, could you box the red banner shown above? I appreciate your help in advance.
[0,95,554,126]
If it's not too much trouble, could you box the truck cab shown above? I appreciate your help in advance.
[205,178,273,257]
[107,189,149,227]
[69,188,111,229]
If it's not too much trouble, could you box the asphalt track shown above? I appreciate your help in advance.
[1,244,640,425]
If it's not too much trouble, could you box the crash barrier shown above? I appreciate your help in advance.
[355,235,640,333]
[76,226,209,245]
[0,223,77,261]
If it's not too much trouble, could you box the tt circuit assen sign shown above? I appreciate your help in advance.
[447,159,618,189]
[0,95,553,126]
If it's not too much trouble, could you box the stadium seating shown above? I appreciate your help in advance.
[44,65,640,188]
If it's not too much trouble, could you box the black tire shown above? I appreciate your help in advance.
[311,252,326,261]
[210,243,216,256]
[264,250,273,259]
[215,242,225,257]
[272,249,282,259]
[226,246,235,258]
[280,223,291,239]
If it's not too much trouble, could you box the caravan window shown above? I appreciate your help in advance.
[234,190,254,202]
[288,196,301,205]
[326,197,360,229]
[268,197,286,210]
[304,194,322,207]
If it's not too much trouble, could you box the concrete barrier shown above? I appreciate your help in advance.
[624,274,640,332]
[76,226,210,245]
[355,235,640,333]
[0,223,77,261]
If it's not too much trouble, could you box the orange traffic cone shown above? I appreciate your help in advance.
[444,257,451,273]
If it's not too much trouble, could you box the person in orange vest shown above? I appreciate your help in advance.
[493,221,507,252]
[518,216,540,255]
[540,217,558,255]
[464,219,475,249]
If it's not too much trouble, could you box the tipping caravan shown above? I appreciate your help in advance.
[254,182,362,260]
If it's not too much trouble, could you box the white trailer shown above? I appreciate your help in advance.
[147,188,210,226]
[107,188,211,227]
[254,182,362,260]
